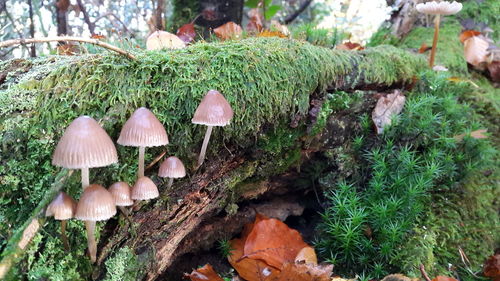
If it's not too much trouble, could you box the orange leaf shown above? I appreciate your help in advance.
[431,276,458,281]
[419,43,431,53]
[90,34,106,40]
[258,30,287,38]
[185,264,224,281]
[459,30,482,43]
[243,218,308,269]
[267,262,333,281]
[372,90,406,134]
[177,23,196,44]
[336,42,364,51]
[464,36,489,66]
[295,246,318,265]
[214,21,243,40]
[453,129,488,142]
[229,237,280,281]
[484,253,500,280]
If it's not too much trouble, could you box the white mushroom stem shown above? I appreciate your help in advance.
[429,14,441,68]
[138,146,145,178]
[167,178,174,188]
[61,220,69,251]
[198,125,213,167]
[85,221,97,263]
[81,167,89,189]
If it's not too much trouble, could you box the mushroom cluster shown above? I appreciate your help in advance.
[48,90,233,262]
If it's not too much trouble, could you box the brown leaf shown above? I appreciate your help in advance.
[453,129,488,142]
[431,276,458,281]
[267,262,333,281]
[56,43,83,55]
[464,36,489,66]
[177,23,196,44]
[214,22,243,40]
[246,8,263,33]
[229,237,280,281]
[294,246,317,265]
[91,34,106,40]
[459,30,482,43]
[419,43,431,53]
[185,264,224,281]
[336,42,364,51]
[243,217,308,269]
[484,253,500,280]
[371,90,406,134]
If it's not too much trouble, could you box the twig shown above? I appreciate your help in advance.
[76,0,95,35]
[420,264,432,281]
[0,36,136,60]
[145,150,167,171]
[284,0,313,24]
[93,12,133,35]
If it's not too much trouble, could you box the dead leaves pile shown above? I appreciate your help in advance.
[185,214,333,281]
[459,29,499,82]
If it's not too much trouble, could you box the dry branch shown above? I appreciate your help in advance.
[0,36,136,60]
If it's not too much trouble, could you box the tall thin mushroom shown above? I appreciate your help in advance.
[75,184,116,263]
[52,116,118,261]
[158,156,186,188]
[416,1,462,67]
[192,90,234,168]
[46,192,77,251]
[118,107,169,179]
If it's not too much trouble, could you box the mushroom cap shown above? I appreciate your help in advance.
[75,184,117,221]
[191,90,234,126]
[46,192,77,220]
[146,31,186,50]
[108,182,134,206]
[131,176,159,200]
[52,116,118,169]
[416,1,462,15]
[117,107,169,147]
[158,156,186,178]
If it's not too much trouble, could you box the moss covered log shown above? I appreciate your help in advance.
[0,37,426,279]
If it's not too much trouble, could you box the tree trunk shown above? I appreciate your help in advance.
[55,0,69,36]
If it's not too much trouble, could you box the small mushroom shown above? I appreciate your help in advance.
[158,156,186,188]
[75,184,116,263]
[46,192,77,251]
[416,1,462,67]
[131,176,159,201]
[108,182,133,222]
[118,107,169,179]
[192,90,234,168]
[146,31,186,50]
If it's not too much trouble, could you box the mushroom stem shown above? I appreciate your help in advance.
[118,206,133,224]
[138,146,145,178]
[85,221,97,263]
[167,178,174,188]
[429,14,440,68]
[61,220,69,251]
[81,167,89,189]
[197,125,213,167]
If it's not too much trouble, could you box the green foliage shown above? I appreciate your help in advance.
[316,71,496,278]
[245,0,281,20]
[217,238,234,258]
[290,23,346,48]
[103,246,140,281]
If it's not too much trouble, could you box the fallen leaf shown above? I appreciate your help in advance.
[214,22,243,40]
[177,23,196,44]
[294,246,317,265]
[229,237,280,281]
[431,276,458,281]
[336,42,364,51]
[453,129,488,142]
[447,77,479,87]
[146,31,186,50]
[243,217,308,269]
[483,253,500,281]
[90,34,106,40]
[267,262,333,281]
[463,36,489,66]
[372,90,406,134]
[185,264,224,281]
[56,43,83,55]
[258,30,287,38]
[419,43,431,53]
[459,30,482,43]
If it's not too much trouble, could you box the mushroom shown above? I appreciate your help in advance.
[46,192,77,251]
[108,182,133,222]
[75,184,116,263]
[192,90,234,168]
[131,176,159,200]
[118,107,169,179]
[146,31,186,50]
[416,1,462,67]
[158,156,186,188]
[52,116,118,261]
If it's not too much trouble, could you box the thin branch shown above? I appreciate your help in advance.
[76,0,95,35]
[420,264,432,281]
[0,36,137,60]
[3,8,29,53]
[284,0,313,24]
[28,0,36,57]
[93,12,133,35]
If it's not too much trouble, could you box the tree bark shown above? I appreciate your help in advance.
[27,0,36,57]
[55,0,69,36]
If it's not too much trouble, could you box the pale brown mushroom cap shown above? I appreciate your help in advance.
[131,176,159,200]
[158,156,186,178]
[52,116,118,169]
[75,184,117,221]
[191,90,234,126]
[108,182,133,206]
[416,1,462,15]
[46,192,77,220]
[117,107,169,147]
[146,31,186,50]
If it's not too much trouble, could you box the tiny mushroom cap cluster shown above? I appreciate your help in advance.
[415,1,463,67]
[192,90,234,167]
[159,156,186,188]
[146,31,186,50]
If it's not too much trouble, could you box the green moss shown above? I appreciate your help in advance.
[458,0,500,42]
[103,246,140,281]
